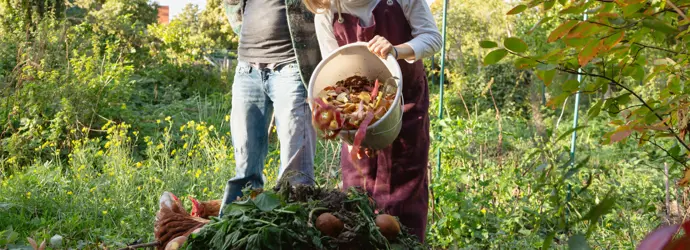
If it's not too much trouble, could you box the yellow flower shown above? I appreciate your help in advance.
[195,169,202,178]
[180,125,186,132]
[136,162,143,168]
[90,187,96,193]
[183,143,188,149]
[203,187,208,193]
[225,115,230,122]
[170,149,177,156]
[67,191,73,195]
[102,210,108,215]
[26,192,31,198]
[156,119,161,124]
[96,150,104,156]
[165,116,172,122]
[481,208,487,215]
[137,186,142,191]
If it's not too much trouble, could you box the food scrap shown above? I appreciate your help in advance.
[312,75,397,140]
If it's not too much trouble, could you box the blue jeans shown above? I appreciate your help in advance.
[219,61,316,216]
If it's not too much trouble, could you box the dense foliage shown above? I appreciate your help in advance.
[0,0,687,249]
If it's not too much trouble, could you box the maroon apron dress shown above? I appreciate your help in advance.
[332,0,431,242]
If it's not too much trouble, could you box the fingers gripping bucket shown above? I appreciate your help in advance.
[308,42,403,150]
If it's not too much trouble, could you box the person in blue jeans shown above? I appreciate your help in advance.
[219,0,322,216]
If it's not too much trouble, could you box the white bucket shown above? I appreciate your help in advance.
[308,42,403,150]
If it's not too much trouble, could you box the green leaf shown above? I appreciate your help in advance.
[622,3,645,17]
[563,79,580,92]
[583,192,616,222]
[548,20,580,42]
[603,31,625,49]
[536,63,558,71]
[564,156,589,180]
[480,41,498,48]
[536,69,556,86]
[587,99,604,119]
[669,145,681,158]
[504,37,528,53]
[543,0,555,11]
[556,125,589,143]
[507,4,528,15]
[514,57,538,69]
[564,37,592,48]
[483,49,509,65]
[252,192,281,212]
[568,234,592,250]
[642,18,678,34]
[542,231,556,250]
[558,0,567,6]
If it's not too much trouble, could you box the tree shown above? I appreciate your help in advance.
[483,0,690,245]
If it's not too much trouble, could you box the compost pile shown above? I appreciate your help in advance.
[181,183,424,250]
[312,75,397,140]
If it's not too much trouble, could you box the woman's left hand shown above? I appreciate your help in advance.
[368,35,395,59]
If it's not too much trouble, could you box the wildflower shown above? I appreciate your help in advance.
[225,115,230,122]
[203,187,208,193]
[481,208,487,215]
[208,125,215,131]
[96,150,104,156]
[137,186,142,191]
[165,116,172,122]
[102,210,108,215]
[156,119,161,124]
[136,162,143,168]
[180,125,186,132]
[183,143,188,149]
[90,187,96,193]
[26,192,31,199]
[156,143,164,150]
[67,191,73,195]
[195,169,202,178]
[170,149,177,156]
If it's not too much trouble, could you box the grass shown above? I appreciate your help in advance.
[0,92,682,249]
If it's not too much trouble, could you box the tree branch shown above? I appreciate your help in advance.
[637,134,688,168]
[557,67,690,153]
[633,42,684,55]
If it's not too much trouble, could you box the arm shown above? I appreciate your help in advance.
[223,0,246,35]
[314,11,340,58]
[399,0,442,63]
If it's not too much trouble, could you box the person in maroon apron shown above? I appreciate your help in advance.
[306,0,442,242]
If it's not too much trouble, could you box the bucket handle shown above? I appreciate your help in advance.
[371,95,404,136]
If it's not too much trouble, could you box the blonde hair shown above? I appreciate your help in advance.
[303,0,331,14]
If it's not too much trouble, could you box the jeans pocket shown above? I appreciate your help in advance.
[276,63,300,77]
[236,61,252,75]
